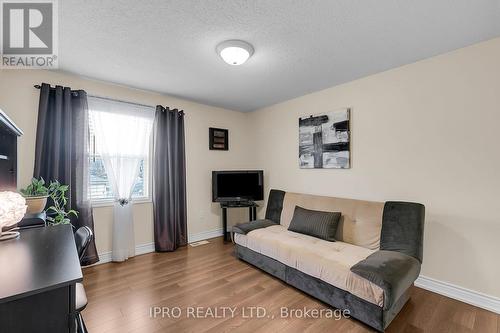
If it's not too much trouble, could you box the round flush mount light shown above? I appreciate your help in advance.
[216,40,254,66]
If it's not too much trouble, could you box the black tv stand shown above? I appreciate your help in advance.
[221,200,256,207]
[220,201,258,242]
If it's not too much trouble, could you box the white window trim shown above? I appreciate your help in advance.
[88,110,154,207]
[91,196,152,208]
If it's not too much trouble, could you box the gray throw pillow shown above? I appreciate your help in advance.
[288,206,341,242]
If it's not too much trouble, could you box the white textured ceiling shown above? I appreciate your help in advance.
[59,0,500,112]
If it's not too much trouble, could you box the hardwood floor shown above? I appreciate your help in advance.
[82,238,498,333]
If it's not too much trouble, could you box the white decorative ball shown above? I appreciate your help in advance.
[0,191,28,229]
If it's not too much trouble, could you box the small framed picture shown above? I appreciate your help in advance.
[209,127,228,150]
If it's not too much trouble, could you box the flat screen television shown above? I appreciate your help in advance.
[212,170,264,202]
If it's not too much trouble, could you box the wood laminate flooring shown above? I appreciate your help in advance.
[82,237,499,333]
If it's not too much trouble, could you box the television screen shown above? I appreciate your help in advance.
[212,170,264,202]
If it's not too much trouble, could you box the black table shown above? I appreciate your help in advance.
[0,224,82,332]
[220,201,259,242]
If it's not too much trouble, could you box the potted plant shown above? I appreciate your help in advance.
[46,180,78,226]
[20,177,49,214]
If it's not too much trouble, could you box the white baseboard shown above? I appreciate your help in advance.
[135,242,155,256]
[188,228,223,243]
[415,275,500,314]
[94,228,224,265]
[94,249,113,265]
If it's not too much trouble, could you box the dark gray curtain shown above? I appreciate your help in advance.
[153,106,187,251]
[34,83,99,265]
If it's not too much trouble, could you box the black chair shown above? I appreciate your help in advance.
[74,226,93,333]
[75,226,93,261]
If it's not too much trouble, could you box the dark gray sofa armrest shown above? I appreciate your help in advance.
[350,250,421,310]
[265,190,286,224]
[381,201,425,263]
[233,219,277,235]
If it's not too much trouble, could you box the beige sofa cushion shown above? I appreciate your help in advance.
[280,192,384,250]
[234,225,384,307]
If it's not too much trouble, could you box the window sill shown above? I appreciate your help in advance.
[91,198,152,208]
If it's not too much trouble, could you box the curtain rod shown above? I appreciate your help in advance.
[87,94,156,110]
[34,84,155,110]
[33,84,184,114]
[34,84,78,92]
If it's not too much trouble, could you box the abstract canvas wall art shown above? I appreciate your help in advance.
[299,108,350,169]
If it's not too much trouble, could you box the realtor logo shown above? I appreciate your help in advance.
[1,0,58,68]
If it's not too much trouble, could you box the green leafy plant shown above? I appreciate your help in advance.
[45,180,78,226]
[20,177,49,197]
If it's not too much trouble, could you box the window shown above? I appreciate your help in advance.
[87,154,149,201]
[87,99,152,203]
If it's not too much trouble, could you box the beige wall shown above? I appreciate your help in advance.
[249,37,500,298]
[0,70,253,254]
[2,37,499,299]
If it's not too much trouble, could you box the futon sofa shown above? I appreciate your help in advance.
[232,189,425,332]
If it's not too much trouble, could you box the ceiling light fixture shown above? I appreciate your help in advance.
[216,40,254,66]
